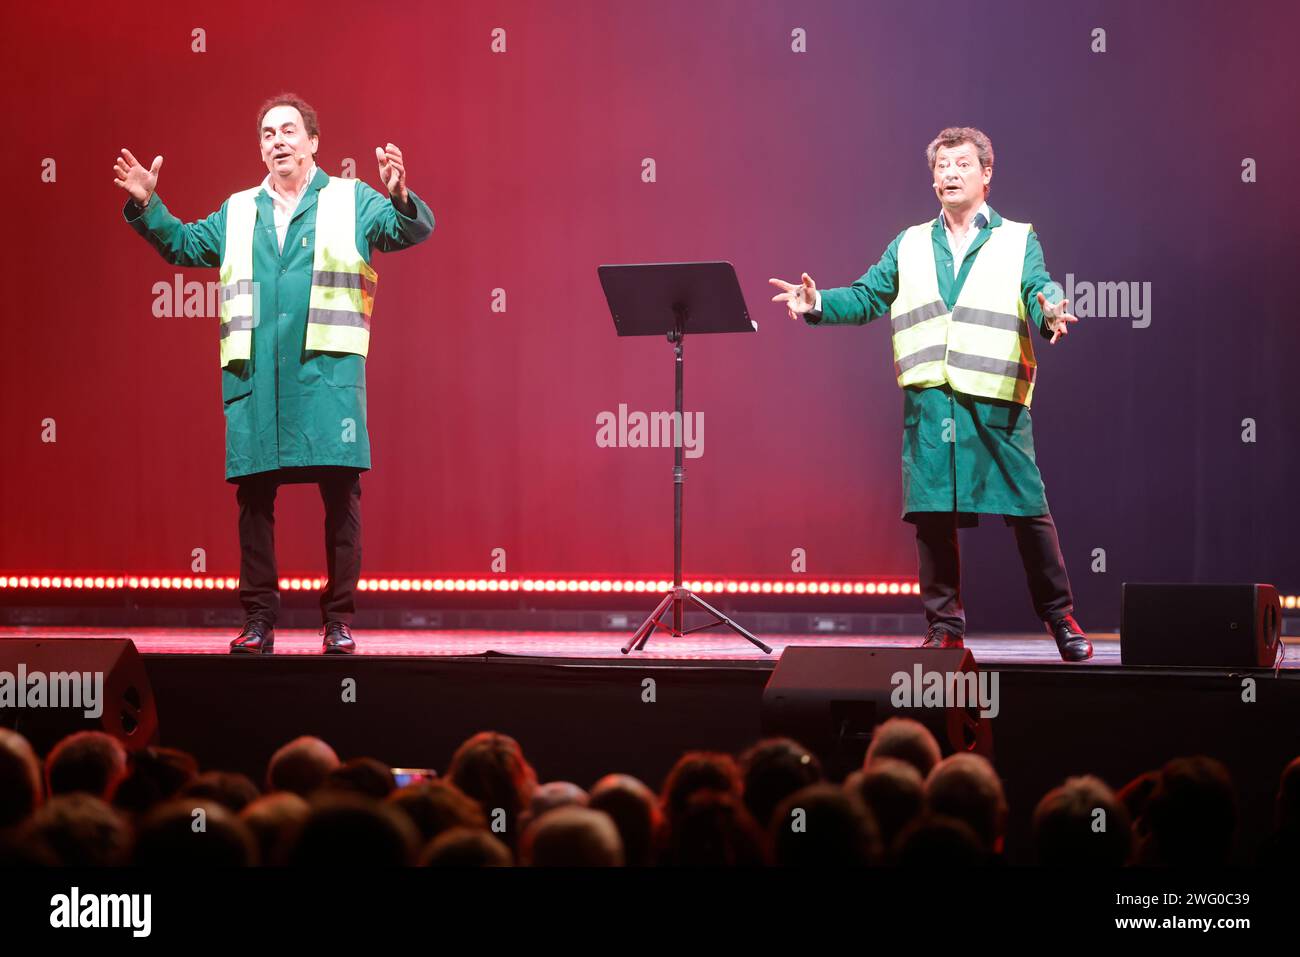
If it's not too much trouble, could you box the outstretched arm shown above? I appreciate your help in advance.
[116,147,224,268]
[1022,230,1078,345]
[770,230,905,327]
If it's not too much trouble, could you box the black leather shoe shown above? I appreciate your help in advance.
[1046,614,1092,662]
[230,619,275,655]
[920,626,964,649]
[322,621,356,655]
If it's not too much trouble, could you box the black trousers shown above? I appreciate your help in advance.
[235,467,363,627]
[914,511,1074,637]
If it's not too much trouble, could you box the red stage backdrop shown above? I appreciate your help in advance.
[2,0,1297,628]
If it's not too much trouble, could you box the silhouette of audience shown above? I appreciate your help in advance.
[0,719,1281,867]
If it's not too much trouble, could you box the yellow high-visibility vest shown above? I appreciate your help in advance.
[218,177,378,367]
[890,218,1037,406]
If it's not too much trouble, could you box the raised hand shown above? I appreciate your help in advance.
[768,273,818,320]
[375,143,407,203]
[113,148,162,204]
[1037,292,1079,344]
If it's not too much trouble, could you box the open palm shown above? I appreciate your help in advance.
[113,148,163,203]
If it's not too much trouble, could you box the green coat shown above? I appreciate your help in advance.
[810,206,1060,527]
[124,168,434,481]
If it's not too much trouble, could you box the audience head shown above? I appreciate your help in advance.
[45,731,127,800]
[266,736,339,797]
[523,806,623,866]
[656,790,766,867]
[589,774,661,868]
[447,732,537,849]
[21,793,131,866]
[0,728,42,829]
[286,794,419,867]
[1033,774,1132,866]
[421,827,513,867]
[660,751,743,826]
[531,781,588,816]
[739,737,823,832]
[1274,756,1300,834]
[110,747,199,816]
[924,752,1007,854]
[180,770,260,813]
[239,792,310,865]
[895,813,989,866]
[323,757,396,800]
[1117,770,1160,823]
[866,717,942,778]
[1140,756,1236,866]
[132,798,257,866]
[519,780,588,833]
[387,781,486,844]
[770,784,879,866]
[845,757,925,858]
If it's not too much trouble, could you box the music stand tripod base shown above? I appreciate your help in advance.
[623,585,772,654]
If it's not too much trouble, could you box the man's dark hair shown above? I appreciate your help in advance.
[845,758,925,859]
[738,737,823,832]
[22,794,132,867]
[256,93,320,139]
[387,781,487,844]
[865,717,942,779]
[0,729,43,829]
[421,827,513,867]
[1274,756,1300,833]
[323,757,397,800]
[179,770,261,814]
[110,747,199,817]
[1141,756,1237,866]
[132,798,257,866]
[1033,774,1132,866]
[238,792,310,866]
[924,753,1008,854]
[45,731,127,799]
[286,794,418,867]
[895,813,989,866]
[770,784,880,867]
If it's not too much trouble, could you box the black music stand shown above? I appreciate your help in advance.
[597,262,771,655]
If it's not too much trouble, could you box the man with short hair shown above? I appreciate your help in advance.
[925,752,1008,855]
[265,735,340,796]
[771,126,1091,661]
[116,93,435,655]
[44,730,127,800]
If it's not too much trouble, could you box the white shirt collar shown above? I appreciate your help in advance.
[939,200,991,233]
[261,161,318,203]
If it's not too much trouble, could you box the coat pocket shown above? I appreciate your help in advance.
[983,400,1026,431]
[222,365,253,405]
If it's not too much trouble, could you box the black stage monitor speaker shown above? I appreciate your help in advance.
[0,638,158,754]
[761,646,994,778]
[1120,583,1282,667]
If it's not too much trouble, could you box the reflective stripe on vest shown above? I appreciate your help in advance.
[891,218,1037,407]
[217,177,377,367]
[305,178,377,356]
[218,186,261,366]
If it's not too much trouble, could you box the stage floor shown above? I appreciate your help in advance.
[2,625,1297,669]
